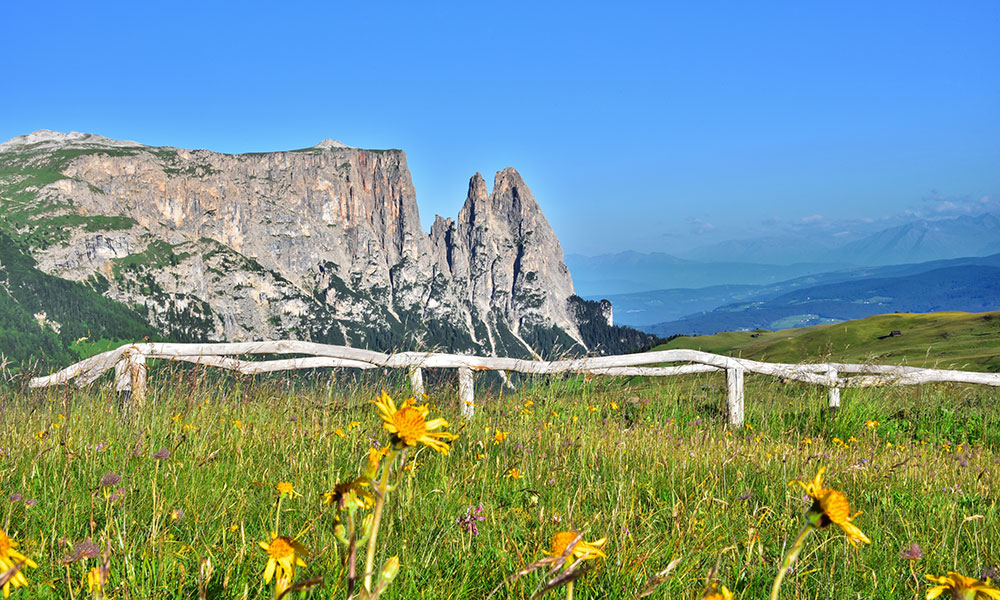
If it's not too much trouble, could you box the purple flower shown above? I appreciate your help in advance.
[24,498,37,507]
[456,504,486,535]
[900,543,924,560]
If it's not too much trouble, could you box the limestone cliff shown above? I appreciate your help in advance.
[0,130,588,357]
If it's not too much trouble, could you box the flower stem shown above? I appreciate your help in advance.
[364,448,398,592]
[273,496,283,535]
[566,580,574,600]
[769,524,813,600]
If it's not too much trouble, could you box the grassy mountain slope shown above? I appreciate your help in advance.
[0,230,157,368]
[657,311,1000,371]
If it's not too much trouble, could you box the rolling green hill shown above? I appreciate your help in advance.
[656,311,1000,371]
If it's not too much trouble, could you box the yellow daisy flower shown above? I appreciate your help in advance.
[548,531,607,566]
[925,572,1000,600]
[258,533,309,597]
[275,481,300,499]
[493,430,509,445]
[793,467,870,546]
[86,566,103,594]
[704,583,734,600]
[0,528,38,599]
[372,391,457,453]
[322,478,375,511]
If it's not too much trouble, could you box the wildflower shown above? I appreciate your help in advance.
[924,571,1000,599]
[865,419,880,429]
[333,429,346,439]
[86,566,104,594]
[363,446,388,479]
[587,405,597,413]
[0,528,38,598]
[571,416,579,423]
[505,468,523,479]
[548,531,607,565]
[610,402,619,411]
[474,452,486,460]
[322,479,374,511]
[523,400,534,408]
[170,509,184,522]
[232,420,243,430]
[347,421,361,430]
[493,430,509,445]
[153,448,171,460]
[99,472,122,488]
[901,543,924,560]
[259,533,309,597]
[793,467,870,546]
[456,504,486,535]
[275,482,300,499]
[372,392,457,453]
[703,583,734,599]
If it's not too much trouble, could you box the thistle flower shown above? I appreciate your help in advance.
[925,572,1000,600]
[793,467,870,546]
[0,528,38,598]
[372,392,457,453]
[456,504,486,535]
[99,472,122,488]
[258,533,309,598]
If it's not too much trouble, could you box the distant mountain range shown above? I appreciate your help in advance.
[640,257,1000,337]
[569,213,1000,296]
[597,253,1000,329]
[681,213,1000,266]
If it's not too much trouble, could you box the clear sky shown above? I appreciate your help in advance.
[3,1,998,255]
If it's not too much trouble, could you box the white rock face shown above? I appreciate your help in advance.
[0,131,585,356]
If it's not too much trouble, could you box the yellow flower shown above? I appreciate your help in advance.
[0,528,38,598]
[793,467,870,546]
[925,572,1000,599]
[548,530,607,565]
[587,405,597,413]
[275,482,300,499]
[86,566,103,594]
[493,430,509,445]
[523,400,534,408]
[865,419,880,429]
[571,416,579,423]
[364,446,388,479]
[322,479,375,511]
[334,429,346,439]
[505,468,523,479]
[372,392,457,453]
[232,420,243,429]
[703,583,734,600]
[258,533,309,597]
[610,402,619,411]
[347,421,361,430]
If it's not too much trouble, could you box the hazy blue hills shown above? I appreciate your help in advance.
[566,251,848,295]
[644,263,1000,337]
[599,253,1000,328]
[677,213,1000,266]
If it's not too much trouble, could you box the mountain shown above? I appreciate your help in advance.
[646,263,1000,337]
[566,251,849,296]
[600,253,1000,328]
[830,214,1000,265]
[674,214,1000,267]
[0,130,655,366]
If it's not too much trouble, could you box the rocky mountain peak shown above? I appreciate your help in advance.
[0,129,144,152]
[0,132,598,358]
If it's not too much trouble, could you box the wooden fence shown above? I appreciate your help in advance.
[26,340,1000,426]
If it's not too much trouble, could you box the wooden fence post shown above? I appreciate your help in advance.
[458,367,475,419]
[827,368,840,413]
[114,348,147,403]
[726,366,745,427]
[410,367,425,398]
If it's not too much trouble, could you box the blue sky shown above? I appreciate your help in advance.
[3,1,998,255]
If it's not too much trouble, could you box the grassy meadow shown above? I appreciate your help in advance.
[1,366,998,599]
[659,311,1000,372]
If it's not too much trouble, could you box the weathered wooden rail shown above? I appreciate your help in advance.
[26,341,1000,425]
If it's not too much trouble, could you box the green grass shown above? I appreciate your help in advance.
[658,311,1000,371]
[1,369,997,599]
